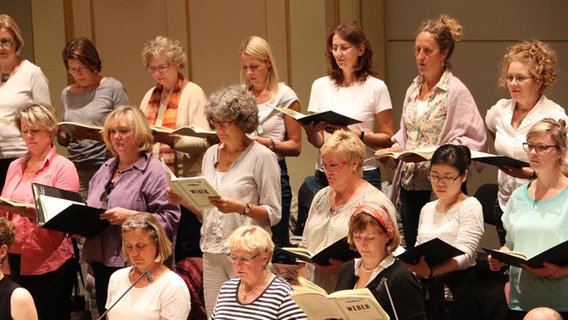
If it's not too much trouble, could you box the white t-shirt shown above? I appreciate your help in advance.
[416,197,484,270]
[249,83,299,161]
[106,267,190,320]
[485,96,567,210]
[307,76,392,171]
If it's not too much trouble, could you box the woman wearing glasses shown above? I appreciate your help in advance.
[376,15,487,250]
[485,40,567,245]
[403,144,484,319]
[0,14,51,190]
[298,22,394,236]
[167,85,281,318]
[488,119,568,319]
[140,36,210,319]
[211,225,307,319]
[300,130,395,293]
[1,104,79,320]
[106,213,190,320]
[82,105,180,316]
[58,37,129,199]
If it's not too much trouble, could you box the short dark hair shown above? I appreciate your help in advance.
[62,36,102,73]
[431,144,471,176]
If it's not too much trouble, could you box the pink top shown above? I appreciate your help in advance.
[1,145,79,275]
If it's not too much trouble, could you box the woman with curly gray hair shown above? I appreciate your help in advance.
[168,85,282,318]
[486,40,567,245]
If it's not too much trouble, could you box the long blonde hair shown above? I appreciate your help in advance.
[239,36,279,103]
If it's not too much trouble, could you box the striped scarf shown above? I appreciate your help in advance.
[144,73,184,173]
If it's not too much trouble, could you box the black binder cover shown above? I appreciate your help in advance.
[397,238,465,267]
[483,240,568,268]
[279,237,359,266]
[473,156,529,168]
[32,183,108,237]
[297,111,362,127]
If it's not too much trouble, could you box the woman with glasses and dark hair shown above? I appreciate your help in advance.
[403,144,484,319]
[375,15,487,250]
[0,14,51,191]
[211,225,307,319]
[300,130,395,293]
[82,105,180,316]
[167,85,281,318]
[0,104,78,320]
[488,119,568,319]
[298,22,394,237]
[105,212,189,319]
[58,36,129,199]
[485,40,567,245]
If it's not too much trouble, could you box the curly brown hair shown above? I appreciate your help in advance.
[498,40,557,93]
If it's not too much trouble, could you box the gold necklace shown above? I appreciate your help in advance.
[240,271,269,298]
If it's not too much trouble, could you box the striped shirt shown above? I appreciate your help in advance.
[212,276,307,320]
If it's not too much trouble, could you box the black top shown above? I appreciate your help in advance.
[336,259,427,320]
[0,276,20,320]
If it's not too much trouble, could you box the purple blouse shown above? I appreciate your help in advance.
[81,153,180,267]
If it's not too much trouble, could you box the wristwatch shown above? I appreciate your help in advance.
[269,139,276,152]
[242,203,250,215]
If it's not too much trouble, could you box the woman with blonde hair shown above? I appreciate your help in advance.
[212,225,307,319]
[301,130,394,293]
[489,119,568,319]
[0,103,79,319]
[105,213,190,319]
[82,105,180,315]
[239,36,302,249]
[0,14,51,190]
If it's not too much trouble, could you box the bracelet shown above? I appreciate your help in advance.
[269,139,276,152]
[548,269,560,280]
[359,131,365,141]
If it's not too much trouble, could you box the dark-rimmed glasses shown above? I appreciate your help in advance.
[209,119,233,129]
[522,142,558,154]
[427,175,460,184]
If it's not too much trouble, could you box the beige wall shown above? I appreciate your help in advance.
[3,0,568,198]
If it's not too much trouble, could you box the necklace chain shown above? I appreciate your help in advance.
[359,261,379,273]
[240,271,269,298]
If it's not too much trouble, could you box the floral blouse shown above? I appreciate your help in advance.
[401,71,450,190]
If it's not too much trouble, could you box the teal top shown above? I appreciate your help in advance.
[503,182,568,311]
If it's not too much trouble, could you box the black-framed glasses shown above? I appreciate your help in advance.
[427,175,460,184]
[146,63,171,73]
[209,119,233,129]
[99,179,114,202]
[0,40,13,49]
[522,142,558,154]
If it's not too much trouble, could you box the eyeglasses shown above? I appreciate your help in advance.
[146,63,171,73]
[506,75,534,84]
[427,175,460,184]
[0,40,13,49]
[99,179,114,202]
[329,45,354,54]
[209,119,233,129]
[321,161,347,172]
[67,66,89,74]
[227,253,260,264]
[522,142,558,154]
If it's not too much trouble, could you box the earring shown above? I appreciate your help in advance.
[441,60,445,67]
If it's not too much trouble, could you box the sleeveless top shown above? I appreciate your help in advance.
[0,276,20,320]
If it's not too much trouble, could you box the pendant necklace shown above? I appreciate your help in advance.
[1,72,10,83]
